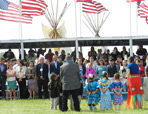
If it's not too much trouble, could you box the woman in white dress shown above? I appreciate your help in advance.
[6,64,17,100]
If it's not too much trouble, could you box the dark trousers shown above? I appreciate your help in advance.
[62,89,80,111]
[17,78,26,99]
[59,96,62,110]
[37,79,49,99]
[0,77,6,98]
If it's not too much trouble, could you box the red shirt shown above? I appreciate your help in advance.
[139,65,144,77]
[45,53,54,62]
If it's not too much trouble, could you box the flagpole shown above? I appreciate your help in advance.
[74,0,78,37]
[136,2,141,36]
[19,0,24,60]
[136,2,138,36]
[74,0,79,59]
[80,2,82,37]
[129,0,133,56]
[79,2,83,54]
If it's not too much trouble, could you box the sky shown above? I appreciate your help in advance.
[0,0,148,58]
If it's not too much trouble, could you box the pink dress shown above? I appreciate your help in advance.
[85,68,96,82]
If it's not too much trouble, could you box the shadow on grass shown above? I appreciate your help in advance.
[142,108,148,110]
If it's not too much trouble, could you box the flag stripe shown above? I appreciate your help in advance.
[22,0,47,9]
[21,0,47,16]
[82,7,106,12]
[127,0,144,3]
[82,1,108,14]
[77,0,92,2]
[83,3,97,9]
[83,9,106,14]
[138,10,148,15]
[0,11,32,21]
[138,2,148,24]
[0,14,32,22]
[0,17,32,24]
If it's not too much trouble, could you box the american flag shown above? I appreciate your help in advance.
[127,0,144,3]
[0,0,32,24]
[77,0,92,2]
[82,1,108,14]
[21,0,48,17]
[138,2,148,24]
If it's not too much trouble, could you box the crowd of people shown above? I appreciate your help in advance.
[0,45,147,111]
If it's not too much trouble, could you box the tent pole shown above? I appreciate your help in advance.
[129,0,133,56]
[75,40,79,59]
[19,0,24,60]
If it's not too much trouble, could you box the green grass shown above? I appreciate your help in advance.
[0,99,148,114]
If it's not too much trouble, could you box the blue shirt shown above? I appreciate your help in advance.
[0,64,4,72]
[48,65,50,78]
[79,67,83,77]
[126,63,139,74]
[54,61,57,69]
[96,66,107,78]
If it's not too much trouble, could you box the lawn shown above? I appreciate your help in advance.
[0,99,148,114]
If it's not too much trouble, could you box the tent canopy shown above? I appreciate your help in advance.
[0,36,148,49]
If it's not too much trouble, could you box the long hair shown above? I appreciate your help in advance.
[102,71,108,80]
[29,61,34,67]
[98,59,105,65]
[20,60,25,66]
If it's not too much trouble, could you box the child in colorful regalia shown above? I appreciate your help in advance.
[112,73,123,110]
[85,74,99,111]
[98,71,112,110]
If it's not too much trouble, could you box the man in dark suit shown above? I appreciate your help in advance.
[60,55,80,112]
[50,55,61,76]
[57,56,63,66]
[0,58,7,99]
[36,56,49,99]
[107,57,118,77]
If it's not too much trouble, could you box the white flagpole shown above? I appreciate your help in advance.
[136,2,138,36]
[19,0,24,60]
[74,0,78,37]
[79,2,83,54]
[74,0,79,59]
[80,2,82,37]
[129,0,133,56]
